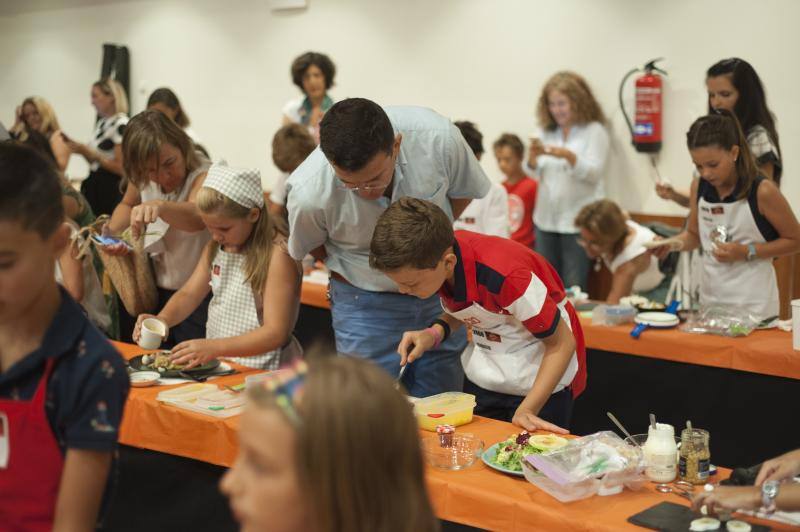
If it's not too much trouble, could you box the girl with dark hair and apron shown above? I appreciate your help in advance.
[652,111,800,322]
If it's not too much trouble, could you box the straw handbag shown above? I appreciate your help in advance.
[77,216,158,316]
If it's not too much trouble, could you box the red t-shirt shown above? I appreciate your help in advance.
[502,177,538,248]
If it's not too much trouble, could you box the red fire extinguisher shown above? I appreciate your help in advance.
[620,58,667,153]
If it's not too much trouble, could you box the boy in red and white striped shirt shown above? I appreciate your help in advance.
[370,198,586,432]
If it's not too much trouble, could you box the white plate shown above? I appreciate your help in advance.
[635,311,680,328]
[129,371,160,387]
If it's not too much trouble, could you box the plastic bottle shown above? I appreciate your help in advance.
[643,423,678,483]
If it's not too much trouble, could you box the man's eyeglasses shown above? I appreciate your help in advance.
[335,175,392,192]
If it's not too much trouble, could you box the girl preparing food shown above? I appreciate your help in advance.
[652,111,800,321]
[133,163,302,369]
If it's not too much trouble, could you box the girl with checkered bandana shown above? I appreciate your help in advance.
[133,163,303,369]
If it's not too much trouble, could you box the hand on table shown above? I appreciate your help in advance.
[170,338,221,369]
[691,485,761,515]
[397,329,437,366]
[757,448,800,485]
[133,314,168,344]
[712,242,747,263]
[511,407,569,434]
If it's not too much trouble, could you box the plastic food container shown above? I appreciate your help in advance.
[413,392,476,431]
[592,305,637,326]
[422,433,484,470]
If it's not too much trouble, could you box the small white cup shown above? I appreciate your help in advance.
[138,318,166,350]
[792,299,800,351]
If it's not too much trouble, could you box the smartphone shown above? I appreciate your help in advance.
[91,234,133,250]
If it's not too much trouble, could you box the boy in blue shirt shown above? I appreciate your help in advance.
[0,143,129,530]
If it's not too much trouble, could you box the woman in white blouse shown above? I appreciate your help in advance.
[64,78,129,216]
[528,71,610,290]
[281,51,336,143]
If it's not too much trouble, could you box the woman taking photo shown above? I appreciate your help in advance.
[652,111,800,321]
[528,71,610,290]
[657,58,782,206]
[106,110,212,345]
[64,78,129,216]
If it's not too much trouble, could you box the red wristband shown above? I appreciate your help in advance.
[423,326,442,349]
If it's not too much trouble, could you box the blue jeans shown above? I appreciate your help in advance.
[535,228,591,291]
[329,279,466,397]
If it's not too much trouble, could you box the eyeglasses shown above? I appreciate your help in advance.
[335,174,393,192]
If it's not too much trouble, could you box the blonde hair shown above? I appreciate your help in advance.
[248,356,439,532]
[13,96,61,142]
[122,110,203,189]
[196,187,280,294]
[93,78,129,116]
[537,71,606,130]
[574,199,629,254]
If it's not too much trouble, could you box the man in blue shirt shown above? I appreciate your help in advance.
[286,98,491,396]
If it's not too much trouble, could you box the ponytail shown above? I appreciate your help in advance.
[686,109,759,200]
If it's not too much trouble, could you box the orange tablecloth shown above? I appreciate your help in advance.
[115,342,791,531]
[300,279,799,380]
[300,279,329,309]
[579,317,799,380]
[116,341,256,467]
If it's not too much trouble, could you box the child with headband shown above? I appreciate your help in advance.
[134,163,302,369]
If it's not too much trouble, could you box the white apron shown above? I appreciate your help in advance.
[207,248,301,369]
[444,300,578,396]
[697,181,778,322]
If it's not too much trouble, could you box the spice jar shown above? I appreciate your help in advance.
[679,428,710,484]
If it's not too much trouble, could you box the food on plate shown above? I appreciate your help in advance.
[141,351,184,373]
[620,295,648,308]
[689,517,720,531]
[725,521,751,532]
[490,431,568,472]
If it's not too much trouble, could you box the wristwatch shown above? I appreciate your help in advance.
[761,480,780,514]
[745,243,757,261]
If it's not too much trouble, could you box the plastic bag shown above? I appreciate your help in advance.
[679,305,760,337]
[527,431,644,485]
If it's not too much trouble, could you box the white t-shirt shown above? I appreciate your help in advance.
[532,121,609,233]
[453,182,510,237]
[269,172,290,206]
[604,220,665,293]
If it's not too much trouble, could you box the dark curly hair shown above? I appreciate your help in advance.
[291,52,336,92]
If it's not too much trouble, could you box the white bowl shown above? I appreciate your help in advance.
[129,371,160,387]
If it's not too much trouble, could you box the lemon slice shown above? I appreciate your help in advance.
[689,517,720,531]
[529,434,568,451]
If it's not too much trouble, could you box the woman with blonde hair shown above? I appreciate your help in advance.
[133,163,303,369]
[104,109,212,345]
[63,78,129,216]
[528,71,610,290]
[574,199,666,304]
[11,96,70,171]
[221,356,440,532]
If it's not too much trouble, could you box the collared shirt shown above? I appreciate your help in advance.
[286,106,491,292]
[439,231,567,339]
[532,121,609,233]
[0,289,130,452]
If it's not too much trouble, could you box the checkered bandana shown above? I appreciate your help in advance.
[203,162,264,209]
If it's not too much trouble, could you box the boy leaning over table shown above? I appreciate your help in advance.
[0,143,129,531]
[369,197,586,432]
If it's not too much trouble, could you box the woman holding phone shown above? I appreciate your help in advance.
[528,71,610,290]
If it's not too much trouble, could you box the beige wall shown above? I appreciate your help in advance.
[2,0,797,215]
